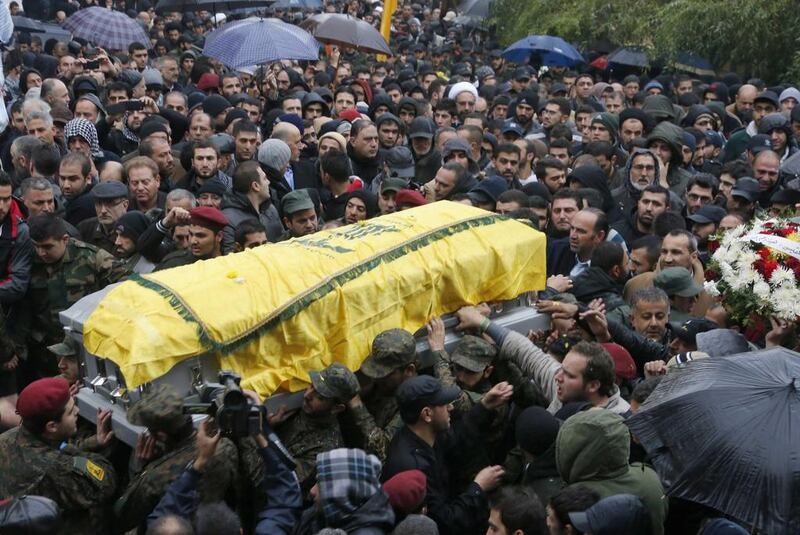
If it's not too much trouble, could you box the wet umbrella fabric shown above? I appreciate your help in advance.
[627,347,800,534]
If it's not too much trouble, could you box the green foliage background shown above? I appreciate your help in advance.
[491,0,800,82]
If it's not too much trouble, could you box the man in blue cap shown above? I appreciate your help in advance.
[569,494,653,535]
[468,176,508,212]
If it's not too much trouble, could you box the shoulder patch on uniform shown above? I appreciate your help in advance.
[73,456,105,481]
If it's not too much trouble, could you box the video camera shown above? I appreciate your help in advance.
[183,370,266,439]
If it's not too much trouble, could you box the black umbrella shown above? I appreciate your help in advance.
[458,0,491,18]
[11,16,45,33]
[154,0,274,15]
[607,46,649,68]
[627,347,800,535]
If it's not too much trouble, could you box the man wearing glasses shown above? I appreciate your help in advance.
[77,181,130,254]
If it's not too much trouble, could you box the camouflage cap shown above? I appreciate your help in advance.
[309,363,360,403]
[47,335,80,358]
[450,335,496,372]
[360,329,417,379]
[127,384,185,431]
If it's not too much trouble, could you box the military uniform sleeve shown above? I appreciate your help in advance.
[46,451,118,512]
[432,349,474,414]
[0,222,32,304]
[348,404,403,462]
[94,248,117,288]
[195,438,239,503]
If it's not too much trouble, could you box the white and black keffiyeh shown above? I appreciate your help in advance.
[64,118,104,159]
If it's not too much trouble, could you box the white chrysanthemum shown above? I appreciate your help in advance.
[772,287,798,317]
[704,280,720,297]
[738,250,759,267]
[770,267,796,287]
[742,267,761,285]
[753,280,771,300]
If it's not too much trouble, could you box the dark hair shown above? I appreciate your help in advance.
[128,41,147,55]
[575,104,595,117]
[0,170,11,189]
[583,141,615,159]
[107,81,133,99]
[232,119,258,138]
[583,207,609,237]
[320,150,351,183]
[549,123,573,143]
[549,137,571,151]
[590,241,625,273]
[686,172,719,198]
[506,208,541,229]
[497,189,530,207]
[435,98,457,115]
[528,196,549,210]
[495,143,521,158]
[441,161,467,183]
[191,139,219,159]
[578,188,603,209]
[28,213,68,241]
[547,97,571,116]
[463,112,487,129]
[630,234,662,267]
[572,341,616,397]
[21,401,68,436]
[548,486,601,529]
[60,151,92,177]
[653,211,686,237]
[632,376,663,405]
[232,160,262,194]
[194,502,241,535]
[234,219,267,247]
[551,188,582,207]
[489,486,547,535]
[720,159,753,179]
[31,144,60,177]
[534,156,565,178]
[641,184,670,204]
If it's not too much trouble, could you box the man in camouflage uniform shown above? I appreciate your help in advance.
[114,384,239,533]
[0,377,117,534]
[274,362,359,496]
[344,328,418,461]
[16,213,118,383]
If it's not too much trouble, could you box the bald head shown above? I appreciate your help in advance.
[271,122,302,162]
[735,84,758,114]
[753,150,780,191]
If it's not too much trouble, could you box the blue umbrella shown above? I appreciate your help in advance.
[203,17,319,68]
[62,7,151,50]
[502,35,584,66]
[607,47,649,68]
[675,51,715,77]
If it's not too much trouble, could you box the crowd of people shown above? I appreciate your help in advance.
[0,0,794,534]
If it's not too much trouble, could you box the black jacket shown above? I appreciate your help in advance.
[382,403,495,535]
[570,266,625,312]
[220,191,284,249]
[546,237,576,277]
[293,492,395,535]
[610,209,650,246]
[348,144,383,185]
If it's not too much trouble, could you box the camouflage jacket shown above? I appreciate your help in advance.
[114,431,239,532]
[276,411,343,494]
[347,393,404,462]
[20,239,117,344]
[0,426,118,534]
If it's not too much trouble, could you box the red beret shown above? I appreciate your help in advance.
[189,206,229,230]
[338,108,362,123]
[395,189,428,208]
[383,469,427,515]
[602,343,637,382]
[197,72,220,91]
[17,377,71,419]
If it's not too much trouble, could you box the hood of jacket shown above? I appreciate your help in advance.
[568,164,616,215]
[647,122,684,165]
[556,409,631,484]
[368,94,397,119]
[623,148,661,196]
[332,491,396,532]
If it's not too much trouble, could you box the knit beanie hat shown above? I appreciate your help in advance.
[257,139,291,171]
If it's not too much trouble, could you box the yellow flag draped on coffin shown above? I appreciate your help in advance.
[83,202,546,397]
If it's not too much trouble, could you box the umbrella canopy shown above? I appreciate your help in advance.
[62,7,150,50]
[607,47,649,68]
[501,35,584,67]
[627,347,800,534]
[155,0,274,14]
[301,13,391,56]
[458,0,491,18]
[272,0,322,8]
[452,15,488,30]
[675,51,715,77]
[12,16,45,33]
[203,17,319,68]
